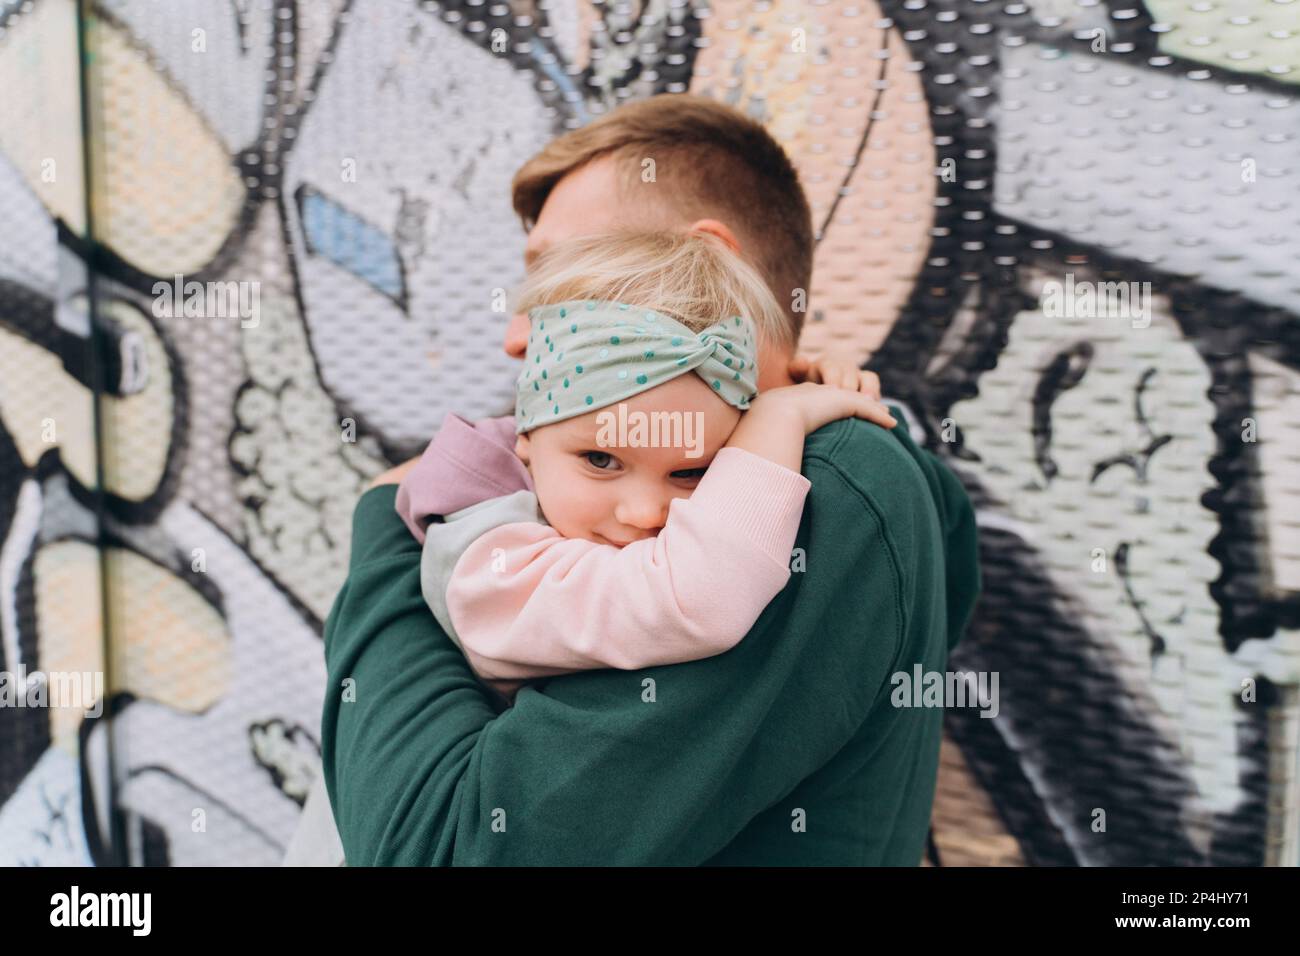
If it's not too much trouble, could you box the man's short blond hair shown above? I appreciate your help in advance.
[511,94,813,349]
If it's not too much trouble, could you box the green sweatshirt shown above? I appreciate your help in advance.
[321,411,980,865]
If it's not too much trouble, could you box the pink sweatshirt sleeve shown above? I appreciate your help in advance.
[443,447,812,681]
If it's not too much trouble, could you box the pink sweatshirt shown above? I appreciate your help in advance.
[395,413,533,545]
[397,415,812,700]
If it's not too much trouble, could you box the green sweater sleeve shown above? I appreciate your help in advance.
[321,421,920,865]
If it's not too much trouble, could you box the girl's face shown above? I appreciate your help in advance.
[515,374,742,546]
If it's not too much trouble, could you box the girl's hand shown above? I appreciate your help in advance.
[788,354,881,398]
[724,382,897,473]
[753,382,898,436]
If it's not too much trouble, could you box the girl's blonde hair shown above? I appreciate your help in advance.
[512,229,794,353]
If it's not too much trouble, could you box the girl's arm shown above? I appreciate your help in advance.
[443,445,809,680]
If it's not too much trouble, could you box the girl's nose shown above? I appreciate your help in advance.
[614,493,668,534]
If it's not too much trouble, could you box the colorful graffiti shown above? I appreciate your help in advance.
[0,0,1296,866]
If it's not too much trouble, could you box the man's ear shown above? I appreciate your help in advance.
[515,433,531,465]
[688,218,742,255]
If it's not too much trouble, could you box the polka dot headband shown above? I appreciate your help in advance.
[515,299,760,434]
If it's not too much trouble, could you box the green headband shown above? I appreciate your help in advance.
[515,299,760,434]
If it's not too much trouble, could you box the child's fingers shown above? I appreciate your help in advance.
[828,366,853,389]
[821,363,849,389]
[825,363,872,392]
[847,394,898,429]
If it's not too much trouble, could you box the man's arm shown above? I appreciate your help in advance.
[322,420,909,865]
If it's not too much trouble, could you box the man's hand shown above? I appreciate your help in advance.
[368,455,421,489]
[788,354,881,398]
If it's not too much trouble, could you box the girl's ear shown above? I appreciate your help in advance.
[515,433,531,465]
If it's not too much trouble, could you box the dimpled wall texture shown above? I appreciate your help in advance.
[0,0,1296,866]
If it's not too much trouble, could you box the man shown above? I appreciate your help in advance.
[311,94,980,865]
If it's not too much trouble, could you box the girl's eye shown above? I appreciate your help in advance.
[671,467,708,481]
[583,451,620,471]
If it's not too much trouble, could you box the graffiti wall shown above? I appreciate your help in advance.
[0,0,1296,866]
